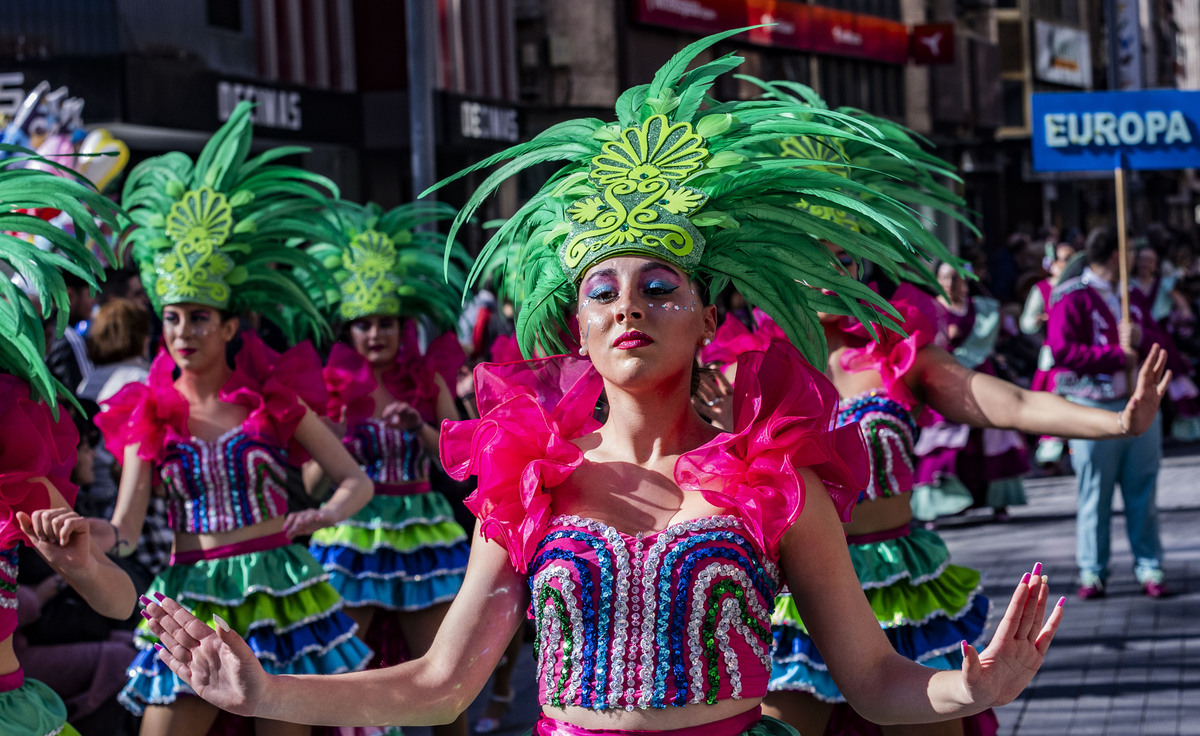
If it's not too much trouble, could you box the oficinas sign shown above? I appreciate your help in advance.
[1032,90,1200,172]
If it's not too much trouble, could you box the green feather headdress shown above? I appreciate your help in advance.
[306,200,471,328]
[0,145,123,408]
[121,101,339,343]
[740,75,975,281]
[427,27,962,365]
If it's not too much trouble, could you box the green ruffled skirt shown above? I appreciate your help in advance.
[0,676,79,736]
[119,542,371,715]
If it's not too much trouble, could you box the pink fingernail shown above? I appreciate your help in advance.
[1057,597,1066,607]
[153,592,166,602]
[960,640,968,656]
[1032,562,1043,577]
[140,610,152,621]
[153,643,164,652]
[1021,572,1031,584]
[139,595,153,607]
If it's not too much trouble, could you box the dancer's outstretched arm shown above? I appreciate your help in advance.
[782,469,1064,725]
[913,342,1170,439]
[142,523,526,728]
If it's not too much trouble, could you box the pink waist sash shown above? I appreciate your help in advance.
[0,667,24,693]
[845,523,911,546]
[375,480,432,496]
[171,531,291,566]
[534,707,761,736]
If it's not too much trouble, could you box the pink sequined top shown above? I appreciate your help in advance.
[0,375,79,641]
[97,334,327,535]
[441,341,868,710]
[322,327,464,484]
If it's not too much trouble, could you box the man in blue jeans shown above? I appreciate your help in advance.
[1047,226,1167,599]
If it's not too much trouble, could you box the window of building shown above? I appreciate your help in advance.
[207,0,241,32]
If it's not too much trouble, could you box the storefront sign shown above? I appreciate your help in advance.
[634,0,908,65]
[459,100,519,143]
[217,80,302,131]
[1033,21,1092,88]
[1032,90,1200,171]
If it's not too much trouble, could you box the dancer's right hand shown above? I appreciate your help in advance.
[142,594,268,717]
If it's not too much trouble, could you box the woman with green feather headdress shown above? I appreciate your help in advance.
[97,101,378,736]
[0,147,137,736]
[303,200,474,736]
[137,29,1065,736]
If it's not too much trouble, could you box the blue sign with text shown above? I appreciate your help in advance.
[1031,90,1200,172]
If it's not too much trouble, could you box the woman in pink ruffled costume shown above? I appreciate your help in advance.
[0,148,136,736]
[696,248,1168,736]
[96,104,375,736]
[137,33,1069,736]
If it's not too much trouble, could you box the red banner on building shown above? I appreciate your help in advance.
[634,0,909,65]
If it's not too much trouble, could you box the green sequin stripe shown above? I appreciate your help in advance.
[135,581,344,643]
[772,563,981,633]
[309,518,467,553]
[702,580,771,704]
[863,415,915,498]
[537,585,575,708]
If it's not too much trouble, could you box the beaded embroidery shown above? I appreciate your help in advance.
[837,389,918,502]
[529,515,779,711]
[0,546,18,641]
[158,429,291,534]
[345,418,429,484]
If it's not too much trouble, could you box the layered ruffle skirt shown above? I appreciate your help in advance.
[0,672,79,736]
[308,488,470,611]
[912,418,1029,520]
[769,526,990,702]
[119,538,371,715]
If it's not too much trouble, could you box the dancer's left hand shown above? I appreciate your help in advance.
[283,507,337,538]
[382,400,423,432]
[959,564,1064,708]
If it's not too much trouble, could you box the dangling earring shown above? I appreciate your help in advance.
[701,337,712,346]
[579,345,588,356]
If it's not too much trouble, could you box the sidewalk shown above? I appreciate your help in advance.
[417,444,1200,736]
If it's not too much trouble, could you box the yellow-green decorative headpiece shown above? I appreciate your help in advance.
[306,200,469,328]
[428,27,967,364]
[121,102,339,342]
[0,145,123,407]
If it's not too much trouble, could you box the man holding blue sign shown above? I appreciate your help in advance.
[1047,226,1168,600]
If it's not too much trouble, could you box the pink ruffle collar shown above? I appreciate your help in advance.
[441,340,867,573]
[0,375,79,549]
[700,308,786,370]
[96,332,326,465]
[323,321,465,426]
[836,283,940,409]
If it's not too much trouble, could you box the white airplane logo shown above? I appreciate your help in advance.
[920,31,943,56]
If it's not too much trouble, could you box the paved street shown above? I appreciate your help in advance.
[413,443,1200,736]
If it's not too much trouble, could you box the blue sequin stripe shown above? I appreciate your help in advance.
[171,442,211,533]
[655,532,774,707]
[836,394,916,435]
[352,422,386,481]
[531,533,610,709]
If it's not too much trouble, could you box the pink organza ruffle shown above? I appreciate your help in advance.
[838,284,939,410]
[95,351,188,464]
[700,308,786,370]
[323,323,467,426]
[441,355,604,573]
[442,340,868,570]
[676,340,867,558]
[98,332,326,466]
[0,375,79,549]
[489,334,524,364]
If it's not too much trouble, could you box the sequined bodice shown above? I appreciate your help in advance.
[837,389,917,501]
[529,514,780,711]
[158,428,291,534]
[1,546,18,641]
[344,418,430,484]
